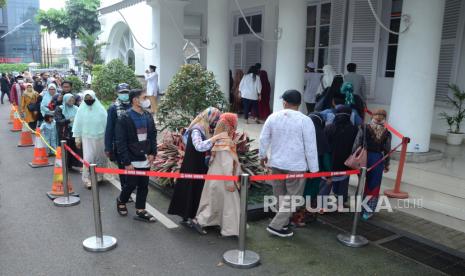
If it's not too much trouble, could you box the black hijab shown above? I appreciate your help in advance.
[309,112,330,155]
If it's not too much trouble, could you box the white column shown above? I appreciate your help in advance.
[389,0,445,152]
[206,0,230,101]
[272,0,307,112]
[150,0,187,92]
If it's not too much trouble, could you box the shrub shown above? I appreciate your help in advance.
[158,64,227,131]
[65,75,84,94]
[91,59,141,102]
[0,63,29,73]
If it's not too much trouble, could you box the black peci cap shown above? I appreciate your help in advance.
[116,83,130,93]
[281,90,302,105]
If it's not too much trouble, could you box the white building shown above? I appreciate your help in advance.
[98,0,465,232]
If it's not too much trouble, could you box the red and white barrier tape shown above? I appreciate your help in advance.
[64,144,90,168]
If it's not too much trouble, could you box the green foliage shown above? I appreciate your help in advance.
[440,84,465,134]
[52,57,69,68]
[91,64,103,78]
[65,75,84,94]
[35,0,100,40]
[0,63,29,73]
[77,28,107,71]
[158,64,227,131]
[0,0,7,7]
[92,59,141,102]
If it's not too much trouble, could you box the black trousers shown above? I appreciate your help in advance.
[306,103,316,114]
[242,98,259,120]
[117,161,129,189]
[1,90,9,104]
[119,167,149,209]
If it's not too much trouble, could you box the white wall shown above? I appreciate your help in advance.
[99,3,155,75]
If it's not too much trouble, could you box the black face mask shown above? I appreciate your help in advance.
[84,99,95,106]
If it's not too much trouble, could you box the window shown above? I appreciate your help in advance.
[236,14,262,35]
[305,3,331,71]
[384,0,403,78]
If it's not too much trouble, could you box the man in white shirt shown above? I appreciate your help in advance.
[259,90,319,238]
[144,65,159,114]
[303,62,322,114]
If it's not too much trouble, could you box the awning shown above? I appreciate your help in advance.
[98,0,146,15]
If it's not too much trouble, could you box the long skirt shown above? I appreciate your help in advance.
[196,151,240,236]
[363,151,384,214]
[82,137,107,184]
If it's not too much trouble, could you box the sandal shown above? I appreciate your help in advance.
[191,219,207,235]
[116,198,128,216]
[180,218,193,228]
[134,210,157,223]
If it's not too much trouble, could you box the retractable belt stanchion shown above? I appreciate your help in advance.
[223,174,260,268]
[337,167,369,248]
[54,140,80,207]
[83,164,117,252]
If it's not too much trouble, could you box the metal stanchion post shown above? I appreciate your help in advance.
[337,167,369,247]
[83,164,117,252]
[54,140,80,207]
[223,174,260,268]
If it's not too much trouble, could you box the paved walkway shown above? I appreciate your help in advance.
[0,104,444,275]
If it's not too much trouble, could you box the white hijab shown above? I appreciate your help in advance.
[321,65,336,89]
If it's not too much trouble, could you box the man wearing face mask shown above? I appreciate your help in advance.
[10,75,26,106]
[105,83,132,191]
[115,89,157,222]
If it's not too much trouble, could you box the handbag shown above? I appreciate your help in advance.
[344,125,367,170]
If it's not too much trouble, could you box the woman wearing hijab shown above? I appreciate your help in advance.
[258,70,271,120]
[192,113,241,236]
[353,109,391,220]
[319,106,358,212]
[55,94,82,169]
[72,90,108,189]
[40,83,58,118]
[291,112,332,226]
[20,83,39,130]
[317,65,336,95]
[168,107,227,225]
[231,69,244,113]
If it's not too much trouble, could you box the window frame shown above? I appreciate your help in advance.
[305,1,332,71]
[234,10,263,37]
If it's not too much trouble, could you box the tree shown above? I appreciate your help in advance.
[92,59,142,102]
[0,0,6,8]
[77,28,107,71]
[35,0,101,56]
[158,64,227,131]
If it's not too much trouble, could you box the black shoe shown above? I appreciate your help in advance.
[266,226,294,237]
[191,220,207,235]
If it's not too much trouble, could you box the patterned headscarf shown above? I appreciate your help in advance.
[340,82,355,105]
[211,113,239,168]
[188,107,222,138]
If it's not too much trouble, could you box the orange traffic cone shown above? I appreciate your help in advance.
[47,147,76,199]
[10,112,22,132]
[18,124,34,147]
[28,128,53,168]
[9,105,14,124]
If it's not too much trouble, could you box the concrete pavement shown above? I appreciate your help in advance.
[0,104,442,275]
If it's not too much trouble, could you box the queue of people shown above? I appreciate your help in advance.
[5,62,391,237]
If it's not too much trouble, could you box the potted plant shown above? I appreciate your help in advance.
[440,84,465,145]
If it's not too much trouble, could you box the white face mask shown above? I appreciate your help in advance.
[140,98,151,109]
[18,80,24,84]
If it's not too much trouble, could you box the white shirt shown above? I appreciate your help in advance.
[259,109,319,172]
[304,72,322,104]
[144,72,159,96]
[239,73,262,100]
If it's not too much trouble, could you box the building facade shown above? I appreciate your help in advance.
[0,0,41,64]
[99,0,465,152]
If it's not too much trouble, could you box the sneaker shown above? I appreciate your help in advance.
[266,226,294,237]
